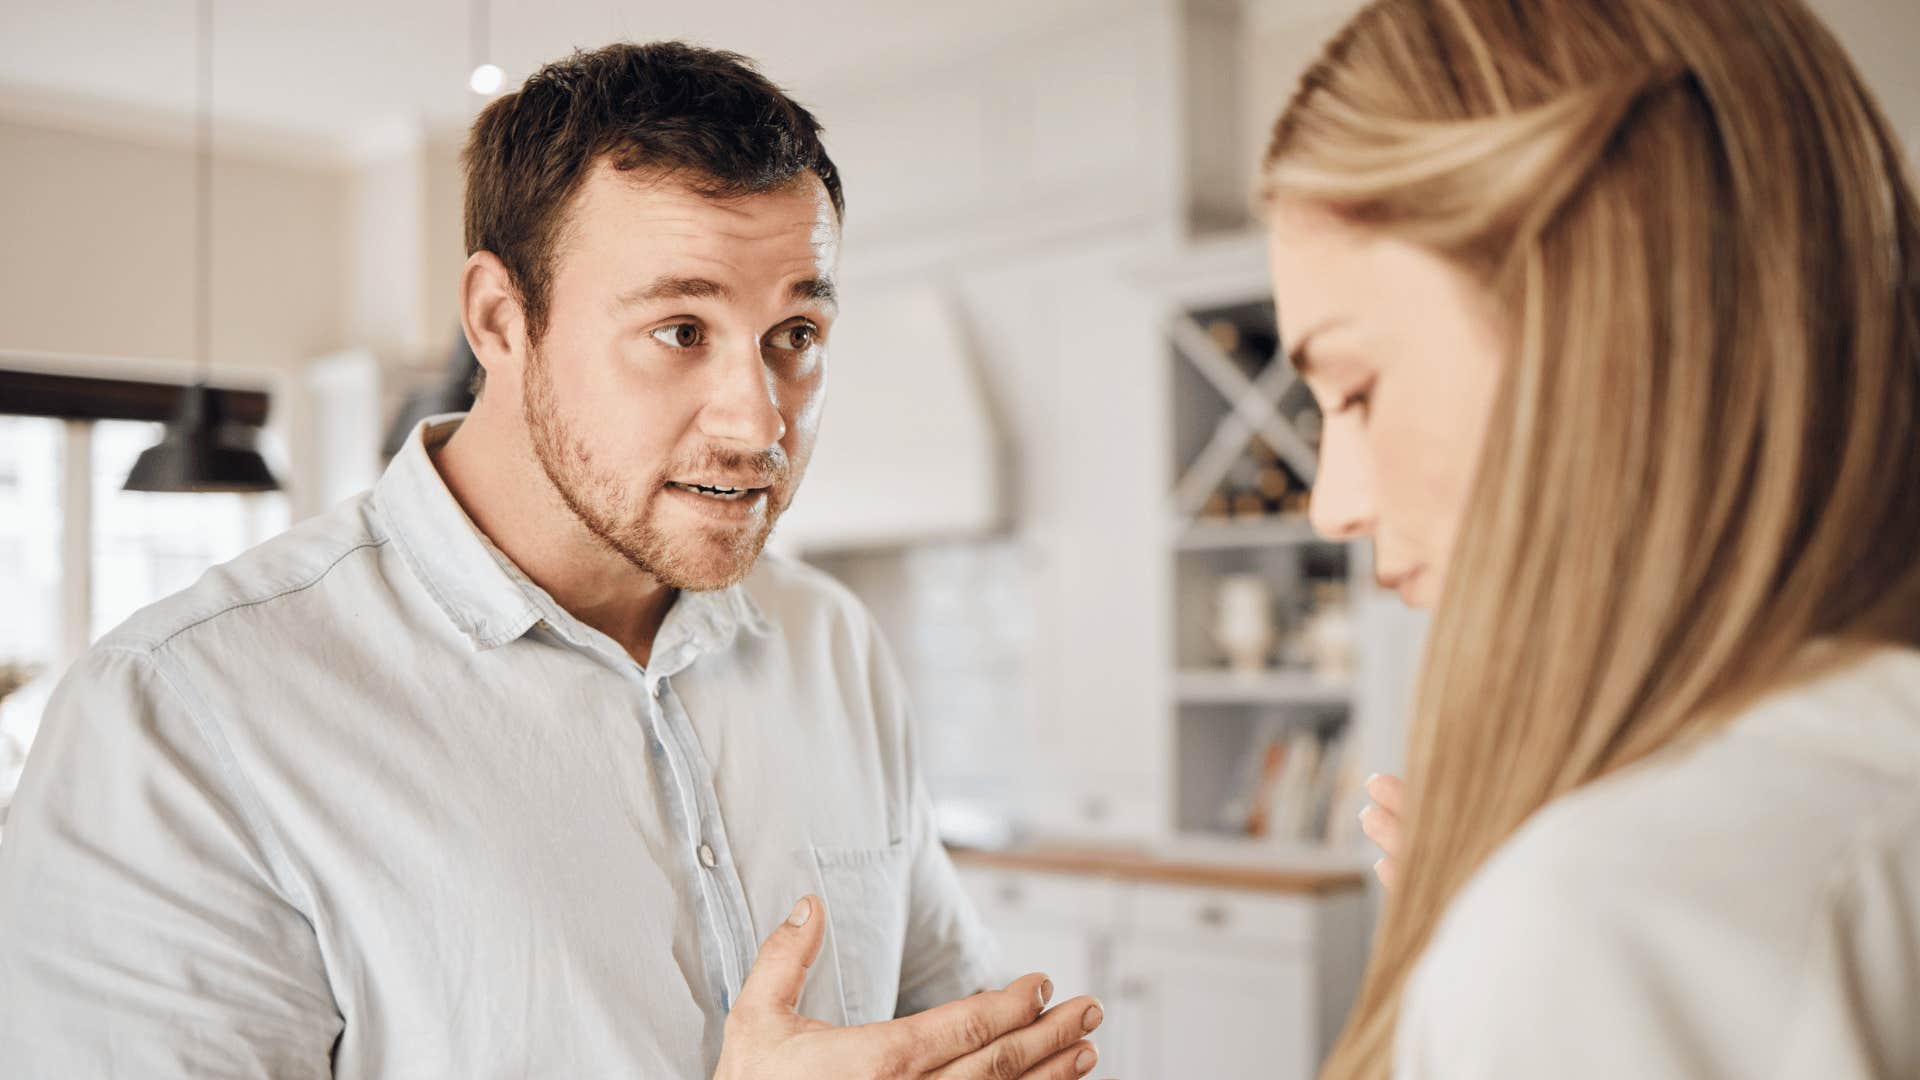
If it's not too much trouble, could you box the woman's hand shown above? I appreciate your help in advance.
[714,896,1104,1080]
[1358,773,1405,888]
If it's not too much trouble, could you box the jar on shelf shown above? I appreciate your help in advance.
[1299,580,1355,679]
[1210,573,1277,675]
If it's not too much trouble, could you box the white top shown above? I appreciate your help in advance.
[1397,646,1920,1079]
[0,416,997,1079]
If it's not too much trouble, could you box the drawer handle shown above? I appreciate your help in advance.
[1197,903,1232,928]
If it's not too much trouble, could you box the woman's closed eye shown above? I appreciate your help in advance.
[1334,379,1375,417]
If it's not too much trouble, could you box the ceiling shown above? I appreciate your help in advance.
[2,0,1915,164]
[0,0,1107,157]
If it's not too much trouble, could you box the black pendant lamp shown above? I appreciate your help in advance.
[125,0,280,494]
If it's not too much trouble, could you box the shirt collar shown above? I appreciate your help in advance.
[373,413,774,662]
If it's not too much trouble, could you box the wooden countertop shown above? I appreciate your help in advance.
[947,840,1369,895]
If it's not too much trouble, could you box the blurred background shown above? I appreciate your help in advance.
[2,1,1915,1074]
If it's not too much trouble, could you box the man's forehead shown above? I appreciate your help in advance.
[562,163,838,275]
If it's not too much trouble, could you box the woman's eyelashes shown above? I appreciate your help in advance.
[1334,378,1375,418]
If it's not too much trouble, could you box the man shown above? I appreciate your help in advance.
[0,42,1102,1079]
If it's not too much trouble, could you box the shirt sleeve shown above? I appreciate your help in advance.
[0,645,341,1077]
[860,620,1003,1017]
[895,768,1004,1016]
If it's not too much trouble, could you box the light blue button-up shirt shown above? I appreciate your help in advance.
[0,416,999,1078]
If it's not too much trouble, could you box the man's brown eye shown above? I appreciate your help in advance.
[650,323,702,348]
[783,325,815,350]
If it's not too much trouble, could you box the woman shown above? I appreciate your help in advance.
[1263,0,1920,1077]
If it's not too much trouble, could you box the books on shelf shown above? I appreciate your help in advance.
[1216,720,1356,848]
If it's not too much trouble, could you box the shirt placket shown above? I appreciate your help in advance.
[642,651,759,1011]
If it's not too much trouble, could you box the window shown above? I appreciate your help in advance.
[0,416,66,837]
[0,416,64,684]
[89,420,288,638]
[0,415,288,836]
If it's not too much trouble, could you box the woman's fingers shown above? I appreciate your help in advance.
[933,995,1104,1080]
[1373,856,1398,888]
[1365,772,1405,815]
[1362,774,1406,890]
[1358,803,1402,856]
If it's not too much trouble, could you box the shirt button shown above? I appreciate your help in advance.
[698,843,718,869]
[650,681,664,699]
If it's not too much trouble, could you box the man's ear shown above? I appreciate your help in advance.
[460,251,528,393]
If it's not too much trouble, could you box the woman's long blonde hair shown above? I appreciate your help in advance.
[1261,1,1920,1075]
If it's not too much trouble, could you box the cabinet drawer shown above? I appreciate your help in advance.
[1127,881,1318,947]
[958,866,1125,927]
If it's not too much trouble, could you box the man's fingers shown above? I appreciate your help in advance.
[898,972,1053,1069]
[1358,804,1402,856]
[735,895,827,1013]
[1020,1039,1099,1080]
[935,996,1104,1080]
[1365,772,1406,814]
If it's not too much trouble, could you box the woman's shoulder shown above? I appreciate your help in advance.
[1497,644,1920,885]
[1397,645,1920,1079]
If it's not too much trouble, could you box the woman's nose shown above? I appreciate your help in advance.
[1307,424,1375,541]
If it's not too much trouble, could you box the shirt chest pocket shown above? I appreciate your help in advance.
[810,842,911,1025]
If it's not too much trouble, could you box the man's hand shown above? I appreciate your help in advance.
[714,896,1104,1080]
[1358,773,1404,889]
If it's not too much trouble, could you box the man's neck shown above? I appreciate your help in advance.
[429,406,677,667]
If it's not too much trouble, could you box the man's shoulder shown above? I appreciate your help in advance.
[96,491,392,659]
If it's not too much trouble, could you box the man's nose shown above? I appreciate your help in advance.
[700,342,787,450]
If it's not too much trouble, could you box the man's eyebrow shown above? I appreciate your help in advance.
[790,277,838,308]
[611,275,837,310]
[616,276,733,306]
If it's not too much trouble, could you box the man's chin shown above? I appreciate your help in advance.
[641,524,772,592]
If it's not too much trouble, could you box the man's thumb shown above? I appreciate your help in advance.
[737,895,827,1013]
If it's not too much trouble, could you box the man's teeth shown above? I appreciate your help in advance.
[671,482,753,500]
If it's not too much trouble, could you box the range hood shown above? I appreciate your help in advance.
[774,284,1004,552]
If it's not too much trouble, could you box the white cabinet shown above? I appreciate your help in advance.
[1104,940,1316,1080]
[962,865,1122,1005]
[956,864,1370,1080]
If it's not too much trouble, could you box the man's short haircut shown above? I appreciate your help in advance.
[462,40,844,385]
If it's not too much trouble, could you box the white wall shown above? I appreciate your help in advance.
[0,116,350,374]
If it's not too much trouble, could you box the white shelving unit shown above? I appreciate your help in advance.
[1174,669,1352,708]
[1175,513,1322,550]
[1139,229,1394,865]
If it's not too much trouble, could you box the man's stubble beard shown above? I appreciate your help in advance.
[521,340,786,592]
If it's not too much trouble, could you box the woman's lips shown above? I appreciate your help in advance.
[1376,564,1423,600]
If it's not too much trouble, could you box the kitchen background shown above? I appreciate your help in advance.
[2,2,1916,1075]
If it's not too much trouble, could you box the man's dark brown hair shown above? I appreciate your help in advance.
[462,40,844,387]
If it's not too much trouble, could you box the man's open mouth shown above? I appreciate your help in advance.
[665,481,764,502]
